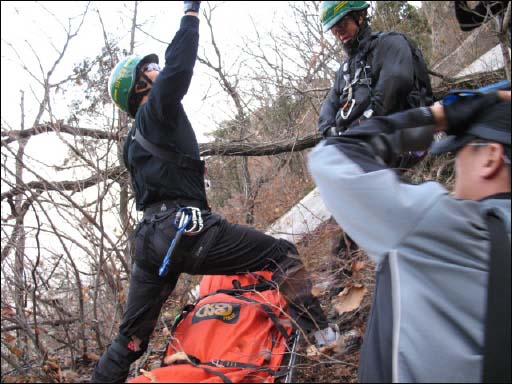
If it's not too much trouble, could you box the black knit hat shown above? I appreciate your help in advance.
[431,101,511,161]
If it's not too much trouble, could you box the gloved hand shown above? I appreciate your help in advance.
[443,92,501,136]
[184,1,201,14]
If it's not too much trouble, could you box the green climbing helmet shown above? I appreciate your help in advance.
[320,1,370,32]
[108,53,159,118]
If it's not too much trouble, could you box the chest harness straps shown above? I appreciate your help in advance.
[340,60,371,120]
[340,39,375,122]
[133,128,204,173]
[159,207,204,277]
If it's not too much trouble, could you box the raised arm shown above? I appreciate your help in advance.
[147,2,201,120]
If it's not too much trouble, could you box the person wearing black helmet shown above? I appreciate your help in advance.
[92,2,336,382]
[309,89,511,382]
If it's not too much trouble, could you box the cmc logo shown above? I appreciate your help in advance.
[192,302,241,324]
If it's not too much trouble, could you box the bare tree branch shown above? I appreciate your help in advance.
[1,165,126,201]
[1,123,121,146]
[2,317,80,332]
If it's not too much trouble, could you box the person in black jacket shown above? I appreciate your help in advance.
[318,1,432,264]
[92,2,333,382]
[318,1,430,138]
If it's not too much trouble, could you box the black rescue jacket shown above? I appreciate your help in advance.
[123,16,207,211]
[318,25,415,135]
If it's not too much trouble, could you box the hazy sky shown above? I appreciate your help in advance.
[1,1,293,143]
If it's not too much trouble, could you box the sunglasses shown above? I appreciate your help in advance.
[142,62,160,73]
[465,141,511,164]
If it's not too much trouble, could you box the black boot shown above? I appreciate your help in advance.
[91,335,144,383]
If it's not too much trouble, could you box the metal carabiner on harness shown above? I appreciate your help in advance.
[177,207,203,235]
[158,207,205,277]
[340,99,356,120]
[340,66,362,120]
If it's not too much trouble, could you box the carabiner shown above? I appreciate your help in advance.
[177,207,203,235]
[340,99,356,120]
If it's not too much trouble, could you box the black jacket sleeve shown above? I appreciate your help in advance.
[318,69,344,135]
[369,34,415,117]
[147,16,199,121]
[334,107,436,167]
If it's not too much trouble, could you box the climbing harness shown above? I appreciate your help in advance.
[340,55,375,121]
[133,128,205,173]
[158,207,204,277]
[177,207,204,235]
[340,63,364,120]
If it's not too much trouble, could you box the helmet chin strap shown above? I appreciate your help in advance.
[351,12,361,28]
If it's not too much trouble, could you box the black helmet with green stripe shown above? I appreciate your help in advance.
[320,1,370,32]
[108,53,159,118]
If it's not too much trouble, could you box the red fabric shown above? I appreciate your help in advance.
[129,273,293,383]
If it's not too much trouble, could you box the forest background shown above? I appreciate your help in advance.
[1,1,510,382]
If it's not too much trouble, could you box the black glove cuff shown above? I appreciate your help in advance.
[184,1,201,13]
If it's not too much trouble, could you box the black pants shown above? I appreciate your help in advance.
[92,206,327,382]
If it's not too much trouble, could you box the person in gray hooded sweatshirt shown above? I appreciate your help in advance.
[309,89,511,383]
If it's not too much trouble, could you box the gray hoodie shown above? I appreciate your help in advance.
[308,109,511,383]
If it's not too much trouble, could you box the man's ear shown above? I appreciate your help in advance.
[481,143,504,179]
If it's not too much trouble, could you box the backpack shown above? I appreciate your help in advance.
[366,31,434,108]
[129,271,295,383]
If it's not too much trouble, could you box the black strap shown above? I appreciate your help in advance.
[143,200,208,218]
[164,352,233,383]
[482,212,511,383]
[165,353,288,382]
[199,366,232,383]
[134,128,204,173]
[205,359,289,377]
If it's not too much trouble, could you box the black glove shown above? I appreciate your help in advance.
[370,125,435,167]
[183,1,201,13]
[443,92,501,136]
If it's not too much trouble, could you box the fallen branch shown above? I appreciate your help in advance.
[199,133,321,157]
